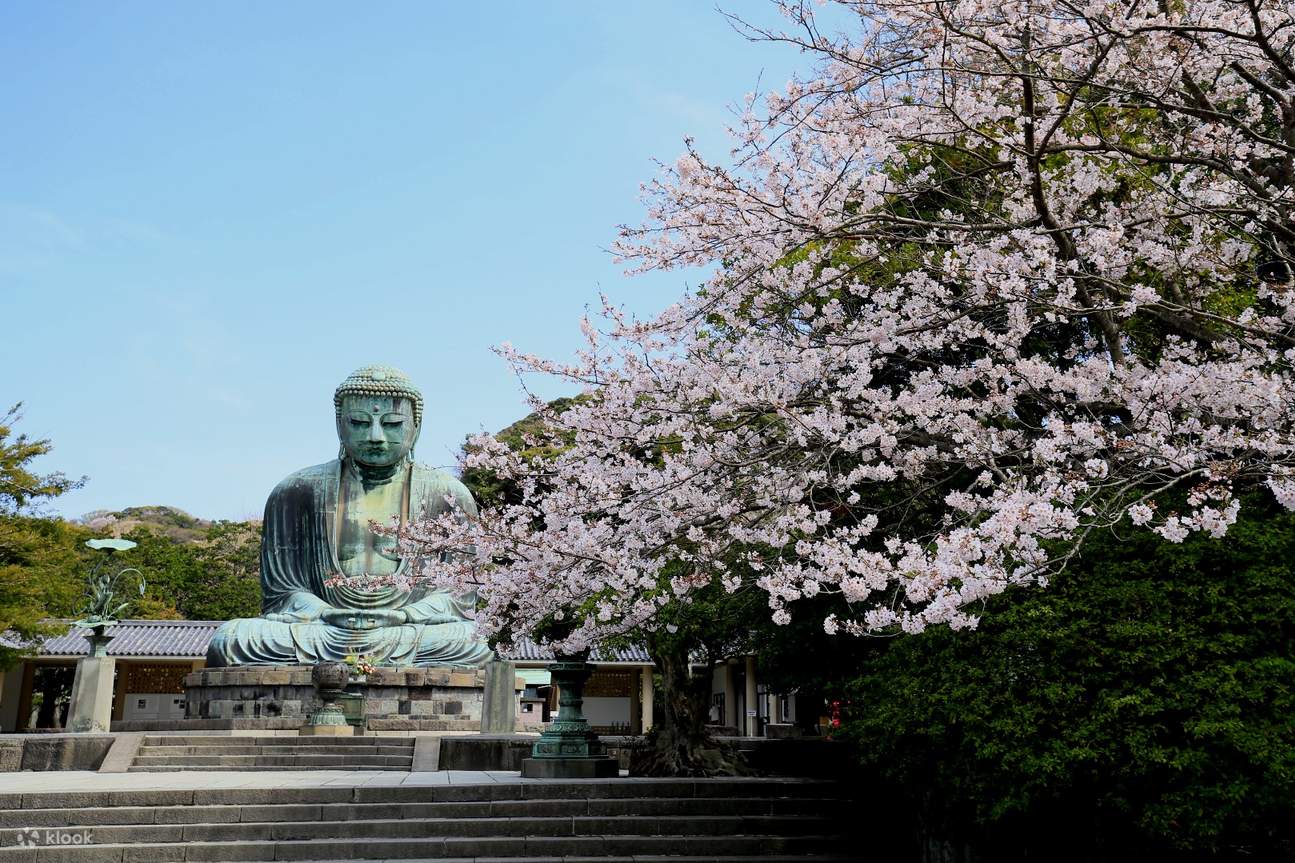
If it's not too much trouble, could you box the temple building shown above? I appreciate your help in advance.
[0,620,817,738]
[0,619,659,735]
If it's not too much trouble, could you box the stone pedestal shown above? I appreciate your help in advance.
[66,656,116,733]
[480,660,523,733]
[521,755,618,778]
[183,665,490,731]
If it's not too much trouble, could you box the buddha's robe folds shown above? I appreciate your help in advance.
[206,460,492,667]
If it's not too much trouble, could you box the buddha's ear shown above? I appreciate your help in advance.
[404,397,422,442]
[405,400,422,464]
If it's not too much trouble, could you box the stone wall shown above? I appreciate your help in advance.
[0,734,114,772]
[182,665,505,732]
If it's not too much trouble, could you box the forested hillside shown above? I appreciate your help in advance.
[72,505,262,622]
[2,498,261,670]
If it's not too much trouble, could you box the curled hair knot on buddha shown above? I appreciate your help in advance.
[333,365,424,428]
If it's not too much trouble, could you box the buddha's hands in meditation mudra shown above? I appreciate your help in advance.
[320,608,406,630]
[261,593,406,629]
[265,607,405,629]
[262,588,464,629]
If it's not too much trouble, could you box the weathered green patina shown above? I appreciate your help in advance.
[205,365,492,668]
[76,538,143,657]
[520,655,618,778]
[529,657,603,758]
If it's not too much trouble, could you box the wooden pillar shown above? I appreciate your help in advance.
[111,660,129,721]
[628,668,642,733]
[639,667,654,733]
[723,662,738,729]
[744,655,757,737]
[15,661,35,732]
[0,663,25,733]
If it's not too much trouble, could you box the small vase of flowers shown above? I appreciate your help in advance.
[342,653,376,682]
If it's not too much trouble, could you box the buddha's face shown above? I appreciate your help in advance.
[337,395,419,467]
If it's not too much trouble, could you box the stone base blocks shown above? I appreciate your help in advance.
[182,664,512,732]
[0,777,860,861]
[297,723,353,736]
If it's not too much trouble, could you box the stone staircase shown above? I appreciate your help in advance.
[129,735,415,772]
[0,778,859,861]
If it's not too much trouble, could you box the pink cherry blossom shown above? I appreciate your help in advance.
[390,0,1295,651]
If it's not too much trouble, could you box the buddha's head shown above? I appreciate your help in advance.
[334,365,423,468]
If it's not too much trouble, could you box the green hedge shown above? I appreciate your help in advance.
[846,497,1295,860]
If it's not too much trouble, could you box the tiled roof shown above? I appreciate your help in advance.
[500,637,653,664]
[36,620,221,658]
[20,620,654,665]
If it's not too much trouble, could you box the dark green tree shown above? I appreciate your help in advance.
[0,404,82,513]
[629,576,767,776]
[119,521,261,621]
[845,496,1295,861]
[189,520,261,620]
[0,405,87,668]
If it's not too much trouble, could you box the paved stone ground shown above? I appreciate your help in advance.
[0,769,591,792]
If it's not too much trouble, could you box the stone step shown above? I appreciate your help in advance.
[130,734,419,771]
[0,814,836,846]
[0,796,846,828]
[2,778,846,810]
[128,751,409,761]
[128,761,404,767]
[0,832,849,861]
[0,780,857,861]
[172,859,859,863]
[168,859,856,863]
[140,737,413,747]
[134,745,415,757]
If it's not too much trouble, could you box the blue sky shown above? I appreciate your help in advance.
[0,2,817,521]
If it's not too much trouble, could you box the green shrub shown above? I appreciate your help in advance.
[846,497,1295,860]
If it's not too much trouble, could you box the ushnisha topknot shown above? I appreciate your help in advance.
[333,365,424,427]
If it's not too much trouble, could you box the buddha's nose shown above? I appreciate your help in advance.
[367,419,385,443]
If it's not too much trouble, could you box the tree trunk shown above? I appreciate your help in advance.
[630,638,747,776]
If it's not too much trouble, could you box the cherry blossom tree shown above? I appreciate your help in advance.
[398,0,1295,654]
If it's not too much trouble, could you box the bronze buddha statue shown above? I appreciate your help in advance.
[206,365,491,667]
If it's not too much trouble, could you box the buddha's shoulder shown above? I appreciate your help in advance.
[411,462,469,492]
[411,463,476,508]
[271,460,340,493]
